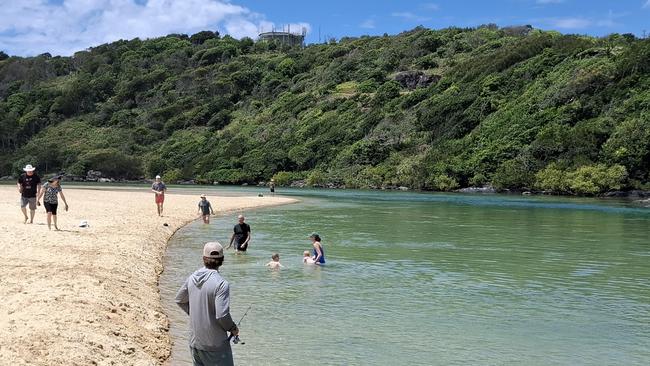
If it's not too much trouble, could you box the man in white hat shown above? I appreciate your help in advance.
[17,164,41,224]
[175,241,239,366]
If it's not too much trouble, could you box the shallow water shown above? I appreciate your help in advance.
[160,189,650,365]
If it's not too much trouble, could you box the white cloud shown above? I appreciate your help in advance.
[549,17,592,29]
[391,12,431,22]
[360,19,375,29]
[644,0,650,8]
[0,0,310,56]
[422,3,439,10]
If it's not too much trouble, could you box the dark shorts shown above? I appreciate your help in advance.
[236,242,248,251]
[190,345,233,366]
[44,202,58,215]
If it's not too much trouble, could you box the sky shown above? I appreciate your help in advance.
[1,0,649,56]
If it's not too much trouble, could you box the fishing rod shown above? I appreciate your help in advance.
[229,305,252,345]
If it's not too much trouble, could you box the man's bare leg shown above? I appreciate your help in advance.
[21,207,28,223]
[29,209,35,224]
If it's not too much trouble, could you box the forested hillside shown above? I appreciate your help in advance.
[1,26,649,194]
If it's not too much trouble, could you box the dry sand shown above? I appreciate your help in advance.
[0,185,296,365]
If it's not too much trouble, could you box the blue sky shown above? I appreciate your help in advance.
[1,0,649,56]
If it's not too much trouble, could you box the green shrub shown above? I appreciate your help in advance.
[163,168,183,183]
[568,164,627,195]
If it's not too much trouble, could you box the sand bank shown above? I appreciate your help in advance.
[0,186,296,365]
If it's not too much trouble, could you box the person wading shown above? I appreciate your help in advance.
[17,164,42,224]
[175,241,239,366]
[226,214,251,252]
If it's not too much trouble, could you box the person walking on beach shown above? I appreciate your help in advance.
[151,175,167,216]
[198,194,215,224]
[227,215,251,252]
[17,164,42,224]
[37,175,69,231]
[309,232,326,264]
[269,179,275,196]
[175,241,239,366]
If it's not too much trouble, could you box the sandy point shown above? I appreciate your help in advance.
[0,185,296,365]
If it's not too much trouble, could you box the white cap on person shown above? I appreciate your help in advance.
[203,241,224,258]
[155,175,161,179]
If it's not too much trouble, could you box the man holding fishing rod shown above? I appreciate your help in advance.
[175,241,240,366]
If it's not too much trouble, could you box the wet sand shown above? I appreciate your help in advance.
[0,186,296,365]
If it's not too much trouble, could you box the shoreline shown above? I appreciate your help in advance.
[0,186,296,365]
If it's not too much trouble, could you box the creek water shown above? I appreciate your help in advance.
[159,188,650,365]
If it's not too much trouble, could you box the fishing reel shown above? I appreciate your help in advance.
[231,335,245,345]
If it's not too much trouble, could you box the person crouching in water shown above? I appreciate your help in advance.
[303,250,315,264]
[175,241,239,366]
[37,175,68,231]
[265,253,283,269]
[198,194,214,224]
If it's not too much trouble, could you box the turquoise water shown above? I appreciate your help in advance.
[160,189,650,365]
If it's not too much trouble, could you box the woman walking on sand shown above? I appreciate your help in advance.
[37,175,69,231]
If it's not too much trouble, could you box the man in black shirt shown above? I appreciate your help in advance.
[227,215,251,252]
[17,164,42,224]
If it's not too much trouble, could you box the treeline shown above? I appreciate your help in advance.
[0,26,649,194]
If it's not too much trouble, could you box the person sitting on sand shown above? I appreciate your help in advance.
[303,250,315,264]
[198,194,214,224]
[37,175,69,231]
[265,253,283,269]
[309,232,325,264]
[151,175,166,217]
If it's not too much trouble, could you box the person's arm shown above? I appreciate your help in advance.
[198,203,202,215]
[243,226,251,246]
[226,229,235,249]
[215,282,238,336]
[151,184,158,194]
[36,186,44,202]
[59,190,69,211]
[174,279,190,315]
[17,179,22,194]
[209,202,215,215]
[313,243,323,264]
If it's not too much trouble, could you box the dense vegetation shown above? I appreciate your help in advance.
[1,26,649,194]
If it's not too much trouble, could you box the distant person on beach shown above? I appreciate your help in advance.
[37,175,69,231]
[198,194,215,224]
[303,250,315,264]
[151,175,166,217]
[269,179,275,195]
[265,253,283,269]
[309,232,325,264]
[17,164,42,224]
[175,241,239,366]
[226,215,251,252]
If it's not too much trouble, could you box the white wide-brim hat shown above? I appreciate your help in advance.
[23,164,36,172]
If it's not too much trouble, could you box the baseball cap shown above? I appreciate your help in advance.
[203,241,224,258]
[200,194,206,198]
[309,232,320,238]
[155,175,161,179]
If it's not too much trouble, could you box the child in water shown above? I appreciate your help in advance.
[303,250,315,264]
[265,253,283,269]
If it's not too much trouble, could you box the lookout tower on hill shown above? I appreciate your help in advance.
[258,25,306,47]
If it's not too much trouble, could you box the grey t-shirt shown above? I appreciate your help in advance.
[175,268,237,351]
[198,200,212,215]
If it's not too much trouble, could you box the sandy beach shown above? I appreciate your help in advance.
[0,185,296,365]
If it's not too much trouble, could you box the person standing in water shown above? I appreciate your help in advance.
[151,175,167,216]
[175,241,239,366]
[309,232,325,264]
[198,194,215,224]
[269,179,275,196]
[227,215,251,252]
[17,164,42,224]
[37,175,69,231]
